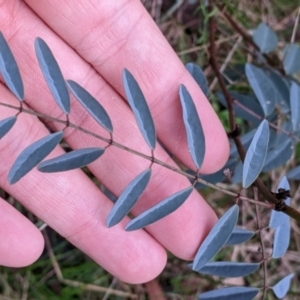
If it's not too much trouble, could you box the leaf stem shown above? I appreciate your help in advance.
[0,101,274,211]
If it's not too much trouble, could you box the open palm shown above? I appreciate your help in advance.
[0,0,229,283]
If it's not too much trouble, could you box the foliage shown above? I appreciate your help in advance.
[0,1,300,299]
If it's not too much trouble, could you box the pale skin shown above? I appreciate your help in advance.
[0,1,229,283]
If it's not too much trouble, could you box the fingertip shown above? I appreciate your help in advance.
[14,225,44,268]
[116,245,167,284]
[180,207,218,261]
[139,188,218,262]
[202,117,230,174]
[0,199,44,267]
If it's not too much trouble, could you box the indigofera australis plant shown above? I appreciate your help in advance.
[0,16,299,299]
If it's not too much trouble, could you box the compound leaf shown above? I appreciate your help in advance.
[245,63,275,116]
[179,84,205,169]
[196,261,260,277]
[0,32,24,101]
[0,116,17,139]
[192,205,239,271]
[226,227,254,245]
[283,44,300,75]
[122,69,156,150]
[272,221,290,258]
[252,22,278,53]
[35,38,70,114]
[290,82,300,132]
[198,286,259,300]
[272,273,294,299]
[38,147,105,173]
[185,63,208,96]
[269,176,290,228]
[67,80,113,133]
[242,119,269,188]
[106,169,151,228]
[8,131,63,184]
[125,186,193,231]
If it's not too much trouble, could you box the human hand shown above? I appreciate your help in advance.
[0,1,229,283]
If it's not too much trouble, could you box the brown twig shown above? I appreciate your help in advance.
[207,1,300,222]
[254,187,268,299]
[0,100,276,211]
[217,4,283,72]
[43,230,137,299]
[144,279,167,300]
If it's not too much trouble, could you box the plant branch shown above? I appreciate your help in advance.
[233,100,300,143]
[254,188,267,299]
[207,2,300,222]
[216,4,283,73]
[43,230,137,299]
[0,101,274,211]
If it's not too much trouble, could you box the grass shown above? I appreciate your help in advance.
[1,0,300,299]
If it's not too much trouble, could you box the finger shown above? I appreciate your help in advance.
[0,82,166,283]
[0,196,44,267]
[25,0,230,173]
[0,0,218,270]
